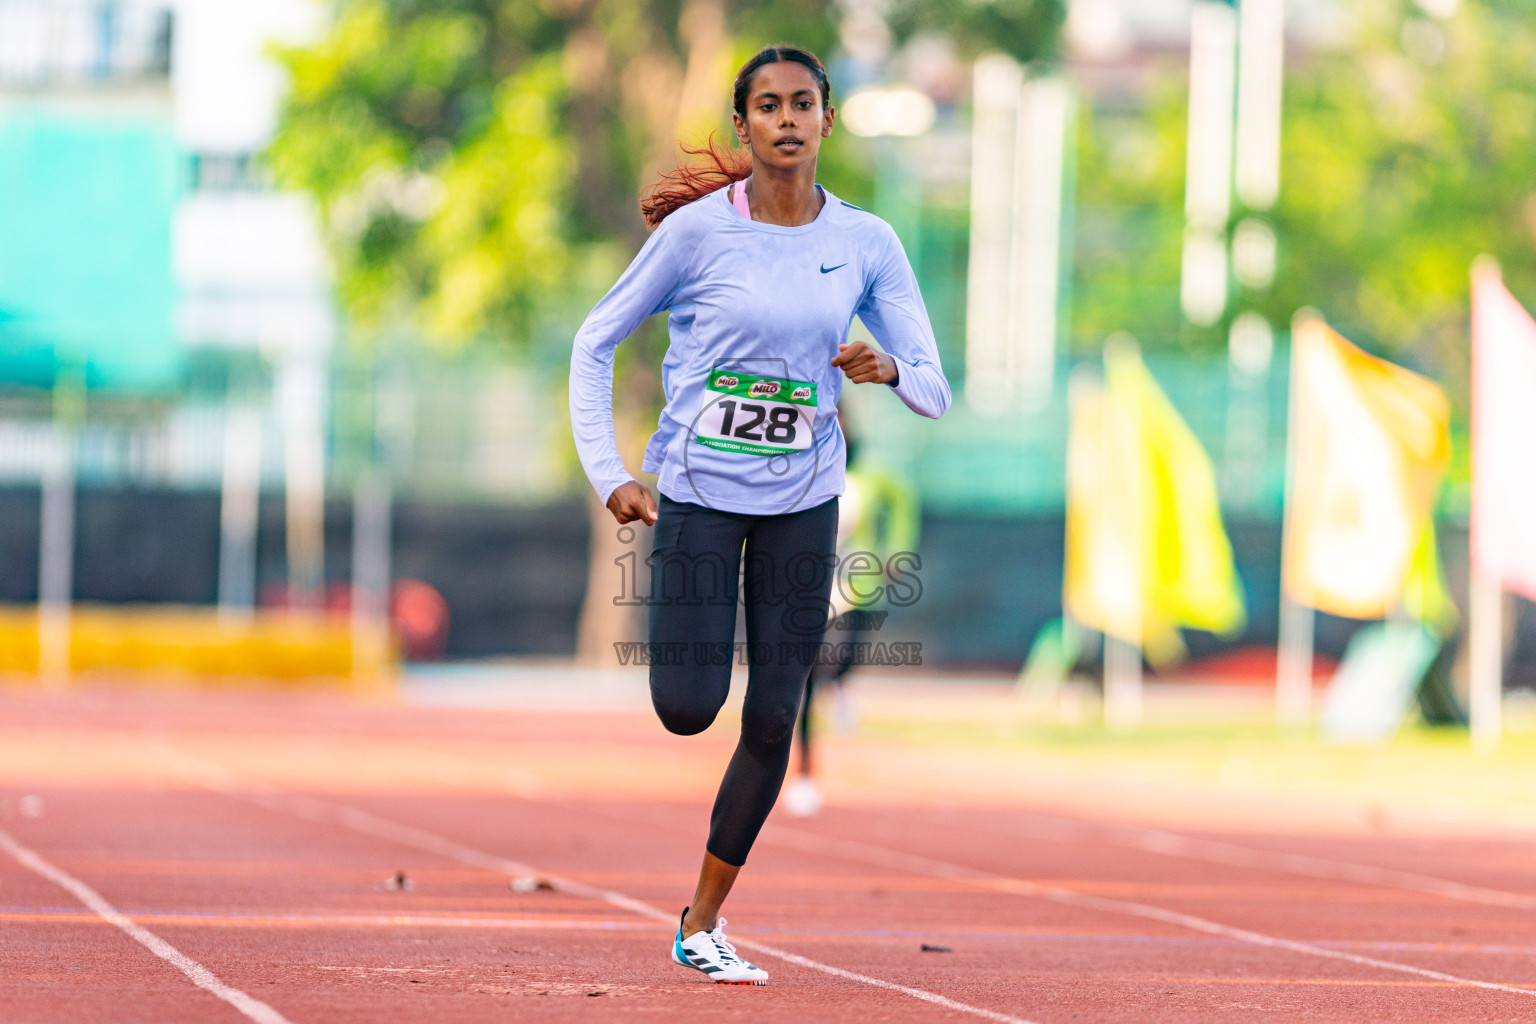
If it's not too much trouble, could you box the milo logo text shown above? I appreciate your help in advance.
[791,386,812,402]
[714,375,739,390]
[749,380,781,398]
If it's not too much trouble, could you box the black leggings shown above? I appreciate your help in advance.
[647,493,838,866]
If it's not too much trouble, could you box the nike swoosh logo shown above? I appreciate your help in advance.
[820,263,847,274]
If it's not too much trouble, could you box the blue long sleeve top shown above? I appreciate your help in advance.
[568,184,950,515]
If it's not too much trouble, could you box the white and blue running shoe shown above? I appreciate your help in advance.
[670,908,769,985]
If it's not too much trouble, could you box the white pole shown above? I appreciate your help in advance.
[1234,0,1284,212]
[1103,334,1143,730]
[1467,573,1502,755]
[1276,596,1314,725]
[351,468,392,677]
[1462,254,1511,752]
[1184,2,1237,229]
[966,54,1022,417]
[1180,0,1238,327]
[37,423,76,689]
[1010,74,1070,412]
[278,353,326,612]
[1468,256,1505,754]
[1104,635,1143,730]
[217,405,262,623]
[1276,314,1313,725]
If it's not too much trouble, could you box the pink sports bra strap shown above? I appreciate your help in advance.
[731,177,752,220]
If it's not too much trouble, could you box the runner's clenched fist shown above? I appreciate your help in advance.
[831,341,899,386]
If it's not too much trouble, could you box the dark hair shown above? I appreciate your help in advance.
[731,45,831,121]
[639,45,831,229]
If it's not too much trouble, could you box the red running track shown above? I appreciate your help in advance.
[1,685,1534,1023]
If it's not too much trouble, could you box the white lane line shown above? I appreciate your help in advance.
[962,809,1536,913]
[189,735,1536,996]
[0,826,296,1024]
[170,733,1536,995]
[760,825,1536,998]
[375,733,1536,916]
[1109,826,1536,911]
[149,744,1041,1024]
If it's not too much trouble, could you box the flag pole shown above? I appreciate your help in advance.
[1103,334,1143,730]
[1468,255,1504,754]
[1467,574,1502,754]
[38,355,84,690]
[351,365,395,689]
[38,420,76,690]
[1275,311,1315,726]
[218,403,262,624]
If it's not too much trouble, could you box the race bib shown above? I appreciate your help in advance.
[695,370,817,457]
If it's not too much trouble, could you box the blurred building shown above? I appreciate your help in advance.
[0,1,585,657]
[170,1,332,373]
[0,0,178,392]
[0,0,327,486]
[0,0,562,498]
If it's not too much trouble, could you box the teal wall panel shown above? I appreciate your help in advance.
[0,103,180,391]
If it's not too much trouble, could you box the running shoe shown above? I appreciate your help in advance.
[670,908,769,985]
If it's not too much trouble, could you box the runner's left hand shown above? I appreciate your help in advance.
[831,342,898,385]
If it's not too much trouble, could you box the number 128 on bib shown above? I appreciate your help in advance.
[695,371,817,458]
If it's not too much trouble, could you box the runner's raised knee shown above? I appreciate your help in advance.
[651,670,728,736]
[654,698,719,736]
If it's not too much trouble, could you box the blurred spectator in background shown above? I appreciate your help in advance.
[786,411,919,817]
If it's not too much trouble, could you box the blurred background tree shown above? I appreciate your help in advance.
[1070,0,1536,400]
[266,0,827,347]
[1070,73,1189,352]
[1270,0,1536,402]
[890,0,1064,64]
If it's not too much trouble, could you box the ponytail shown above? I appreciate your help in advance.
[638,135,750,229]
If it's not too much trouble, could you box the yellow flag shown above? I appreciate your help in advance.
[1064,343,1247,666]
[1283,317,1451,619]
[1064,374,1174,658]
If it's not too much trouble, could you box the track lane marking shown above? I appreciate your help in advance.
[0,910,658,930]
[1032,975,1531,990]
[1110,826,1536,911]
[759,824,1536,999]
[9,906,1533,957]
[963,810,1536,912]
[0,826,296,1024]
[362,731,1536,915]
[149,744,1042,1024]
[48,855,1446,900]
[155,738,1536,1001]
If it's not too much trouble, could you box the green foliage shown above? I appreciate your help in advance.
[1069,0,1536,389]
[731,1,839,59]
[266,0,574,343]
[1266,0,1536,400]
[266,0,860,349]
[1069,65,1189,350]
[890,0,1065,65]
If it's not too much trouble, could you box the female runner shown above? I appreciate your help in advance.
[569,44,949,985]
